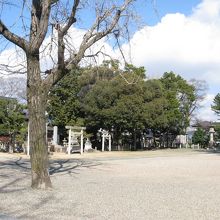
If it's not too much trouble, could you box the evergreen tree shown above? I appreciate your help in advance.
[212,93,220,116]
[192,127,208,147]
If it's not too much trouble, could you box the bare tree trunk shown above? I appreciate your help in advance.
[27,56,52,189]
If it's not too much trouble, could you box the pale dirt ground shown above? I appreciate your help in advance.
[1,149,220,220]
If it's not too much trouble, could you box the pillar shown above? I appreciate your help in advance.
[80,129,83,154]
[27,122,30,156]
[53,126,58,145]
[68,128,71,155]
[102,135,105,152]
[209,127,215,147]
[109,135,111,151]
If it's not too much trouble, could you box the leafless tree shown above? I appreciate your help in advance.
[0,76,26,101]
[189,79,208,121]
[0,0,138,189]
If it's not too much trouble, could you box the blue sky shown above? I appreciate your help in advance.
[139,0,202,25]
[0,1,202,33]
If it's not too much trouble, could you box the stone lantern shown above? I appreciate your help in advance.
[209,127,215,147]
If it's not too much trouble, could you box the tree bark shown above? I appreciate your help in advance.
[27,55,52,189]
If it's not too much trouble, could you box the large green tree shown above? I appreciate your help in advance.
[82,65,168,149]
[49,67,196,150]
[47,61,121,128]
[160,72,195,135]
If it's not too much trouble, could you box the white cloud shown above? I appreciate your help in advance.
[0,47,26,76]
[192,0,220,23]
[40,27,116,70]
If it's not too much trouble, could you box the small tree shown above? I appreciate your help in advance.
[212,93,220,116]
[0,97,26,152]
[192,127,208,148]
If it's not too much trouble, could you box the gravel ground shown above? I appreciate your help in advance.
[1,150,220,220]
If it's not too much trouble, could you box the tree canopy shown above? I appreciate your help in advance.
[48,64,197,149]
[160,72,195,134]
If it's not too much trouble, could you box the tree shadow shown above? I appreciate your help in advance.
[0,157,103,220]
[0,157,103,192]
[0,156,103,175]
[0,157,30,194]
[49,158,102,175]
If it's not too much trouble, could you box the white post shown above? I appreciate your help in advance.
[46,123,48,144]
[53,126,58,145]
[209,127,215,147]
[80,129,83,154]
[102,134,105,152]
[210,133,214,143]
[27,122,30,156]
[109,135,111,151]
[68,128,71,155]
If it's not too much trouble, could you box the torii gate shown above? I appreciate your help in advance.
[65,126,86,155]
[99,128,111,152]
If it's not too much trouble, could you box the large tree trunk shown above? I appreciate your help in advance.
[27,56,52,189]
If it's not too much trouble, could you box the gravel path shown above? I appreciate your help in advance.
[1,151,220,220]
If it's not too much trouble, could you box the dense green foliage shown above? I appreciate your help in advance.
[47,63,196,149]
[47,69,82,127]
[192,127,208,147]
[160,72,195,135]
[0,97,26,145]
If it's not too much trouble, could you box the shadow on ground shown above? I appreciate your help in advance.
[0,156,103,219]
[0,157,102,193]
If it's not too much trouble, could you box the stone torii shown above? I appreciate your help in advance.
[65,126,86,155]
[99,128,111,152]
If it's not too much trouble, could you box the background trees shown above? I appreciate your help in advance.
[212,93,220,116]
[160,72,195,135]
[192,127,208,147]
[47,69,82,127]
[0,97,26,152]
[48,64,197,150]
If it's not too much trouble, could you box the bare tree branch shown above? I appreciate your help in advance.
[0,20,28,50]
[56,0,80,69]
[43,0,134,89]
[29,0,52,52]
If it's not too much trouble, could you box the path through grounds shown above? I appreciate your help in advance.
[1,149,220,220]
